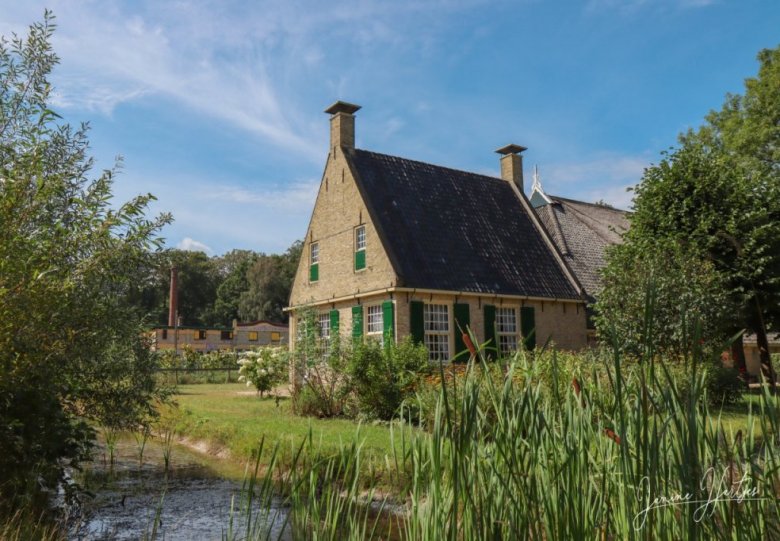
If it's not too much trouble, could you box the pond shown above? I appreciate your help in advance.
[67,437,291,541]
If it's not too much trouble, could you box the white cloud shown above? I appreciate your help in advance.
[1,0,497,161]
[177,237,213,254]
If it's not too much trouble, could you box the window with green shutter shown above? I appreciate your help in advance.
[521,306,536,351]
[351,305,363,341]
[410,301,424,344]
[354,225,366,271]
[453,303,471,360]
[309,242,320,282]
[483,304,497,359]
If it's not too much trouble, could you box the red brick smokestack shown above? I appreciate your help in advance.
[168,266,178,327]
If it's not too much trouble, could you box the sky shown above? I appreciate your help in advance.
[1,1,779,256]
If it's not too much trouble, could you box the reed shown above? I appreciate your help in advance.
[228,330,780,540]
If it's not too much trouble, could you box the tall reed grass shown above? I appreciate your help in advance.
[227,334,780,540]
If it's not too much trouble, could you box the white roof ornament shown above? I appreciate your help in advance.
[530,165,553,205]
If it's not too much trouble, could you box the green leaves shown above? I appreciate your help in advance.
[0,11,171,511]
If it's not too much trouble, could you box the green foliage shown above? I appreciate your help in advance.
[347,336,430,420]
[0,12,170,510]
[224,334,779,541]
[290,307,352,417]
[595,240,734,358]
[238,240,302,324]
[237,347,289,397]
[600,44,780,372]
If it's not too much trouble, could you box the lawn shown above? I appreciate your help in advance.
[167,383,406,480]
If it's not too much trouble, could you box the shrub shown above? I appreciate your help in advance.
[237,347,289,397]
[347,336,430,420]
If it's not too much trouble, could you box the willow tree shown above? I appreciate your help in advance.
[0,12,171,509]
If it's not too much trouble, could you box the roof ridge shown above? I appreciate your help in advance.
[353,147,505,185]
[550,194,630,214]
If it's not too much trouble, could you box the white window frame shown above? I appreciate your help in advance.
[366,304,383,343]
[355,225,366,252]
[496,306,519,355]
[310,242,320,265]
[318,312,330,355]
[424,303,451,362]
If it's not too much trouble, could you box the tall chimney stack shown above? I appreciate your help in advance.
[168,266,178,327]
[496,144,527,192]
[324,101,361,154]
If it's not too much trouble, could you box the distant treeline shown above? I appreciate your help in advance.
[131,240,302,327]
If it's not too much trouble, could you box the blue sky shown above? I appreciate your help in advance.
[2,1,778,255]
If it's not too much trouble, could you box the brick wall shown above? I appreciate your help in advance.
[289,146,398,309]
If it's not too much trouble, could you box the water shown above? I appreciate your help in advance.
[68,439,291,541]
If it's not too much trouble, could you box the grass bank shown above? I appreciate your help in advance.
[167,384,406,486]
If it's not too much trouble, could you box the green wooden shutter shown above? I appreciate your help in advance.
[329,309,339,337]
[355,250,366,271]
[382,300,394,342]
[351,305,363,341]
[521,307,536,351]
[453,303,471,360]
[483,304,496,359]
[410,301,424,344]
[309,263,319,282]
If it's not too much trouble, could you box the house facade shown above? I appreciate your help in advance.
[150,319,288,353]
[287,102,588,361]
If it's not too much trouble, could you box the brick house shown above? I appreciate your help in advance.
[151,319,288,353]
[287,101,589,361]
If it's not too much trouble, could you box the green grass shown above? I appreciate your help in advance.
[169,384,403,483]
[714,392,780,435]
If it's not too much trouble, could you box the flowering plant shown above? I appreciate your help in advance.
[237,347,289,397]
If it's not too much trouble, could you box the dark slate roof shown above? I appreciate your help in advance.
[534,195,629,301]
[344,148,581,300]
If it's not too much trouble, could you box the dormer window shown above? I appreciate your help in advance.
[310,242,319,282]
[354,225,366,271]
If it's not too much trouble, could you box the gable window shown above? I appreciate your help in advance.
[424,304,450,362]
[310,242,320,282]
[248,331,258,341]
[354,225,366,271]
[496,307,518,355]
[318,312,331,355]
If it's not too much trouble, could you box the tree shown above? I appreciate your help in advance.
[595,238,735,359]
[211,249,258,325]
[239,240,302,323]
[132,249,221,326]
[0,12,170,509]
[598,45,780,379]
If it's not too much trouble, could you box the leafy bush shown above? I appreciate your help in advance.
[706,363,743,406]
[238,347,289,397]
[347,336,430,420]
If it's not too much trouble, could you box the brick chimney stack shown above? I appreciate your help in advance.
[496,144,528,192]
[324,101,361,153]
[168,266,178,327]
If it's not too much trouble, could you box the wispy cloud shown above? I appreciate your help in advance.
[2,0,496,160]
[177,237,213,254]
